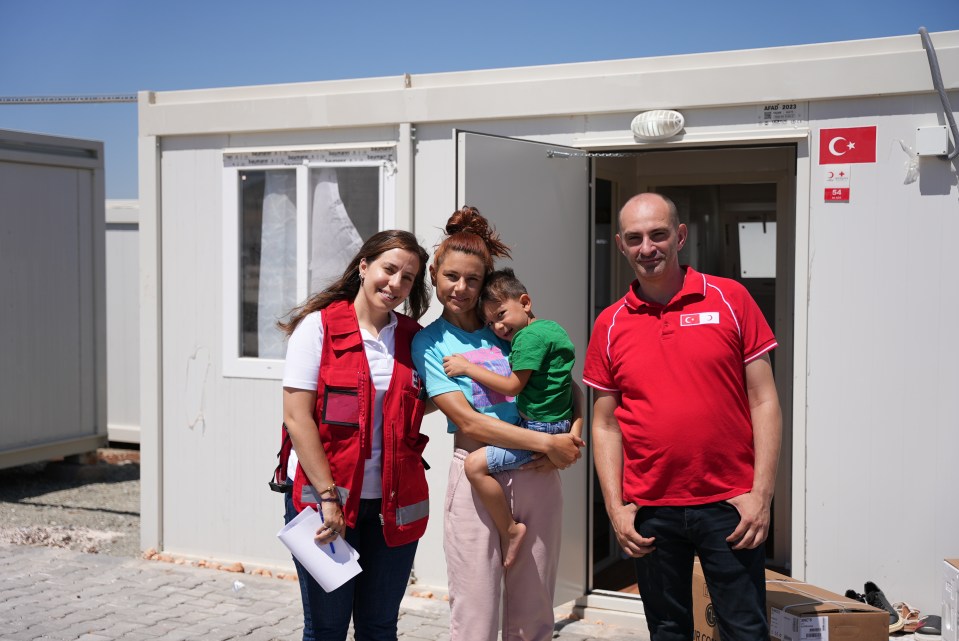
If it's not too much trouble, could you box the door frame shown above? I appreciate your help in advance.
[637,155,796,572]
[584,143,807,610]
[452,133,813,615]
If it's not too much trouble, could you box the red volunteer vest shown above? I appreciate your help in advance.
[292,300,429,547]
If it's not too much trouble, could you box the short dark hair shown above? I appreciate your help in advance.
[477,268,528,321]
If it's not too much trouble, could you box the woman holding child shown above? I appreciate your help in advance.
[411,207,584,641]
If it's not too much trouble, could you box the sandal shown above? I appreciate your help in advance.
[893,602,922,633]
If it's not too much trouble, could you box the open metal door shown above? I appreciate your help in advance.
[456,131,590,605]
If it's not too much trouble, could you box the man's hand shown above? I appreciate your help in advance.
[442,354,471,377]
[725,491,771,550]
[609,503,656,558]
[544,432,584,469]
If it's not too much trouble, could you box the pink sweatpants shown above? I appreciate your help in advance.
[445,449,563,641]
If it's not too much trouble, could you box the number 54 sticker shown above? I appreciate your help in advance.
[823,164,851,202]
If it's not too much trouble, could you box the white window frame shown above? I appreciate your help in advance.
[222,144,397,379]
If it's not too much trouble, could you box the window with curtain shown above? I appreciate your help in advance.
[307,166,379,295]
[240,169,297,359]
[228,150,392,376]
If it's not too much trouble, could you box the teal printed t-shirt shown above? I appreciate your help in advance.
[411,317,520,433]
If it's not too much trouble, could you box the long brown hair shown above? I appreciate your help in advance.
[278,230,431,335]
[433,206,511,273]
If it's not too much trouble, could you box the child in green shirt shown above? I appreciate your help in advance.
[443,268,580,568]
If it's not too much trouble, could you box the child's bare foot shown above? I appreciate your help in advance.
[502,522,527,569]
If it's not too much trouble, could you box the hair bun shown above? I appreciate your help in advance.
[437,205,512,263]
[446,206,490,238]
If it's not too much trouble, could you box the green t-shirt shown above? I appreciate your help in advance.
[509,319,575,422]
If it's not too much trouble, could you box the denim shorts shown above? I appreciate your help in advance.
[486,418,571,473]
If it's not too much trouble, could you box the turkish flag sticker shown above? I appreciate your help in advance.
[819,126,877,164]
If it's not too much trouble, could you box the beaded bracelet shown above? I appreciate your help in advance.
[318,484,340,504]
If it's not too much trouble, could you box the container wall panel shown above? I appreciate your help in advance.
[0,162,83,446]
[802,91,959,613]
[106,203,141,441]
[0,130,106,468]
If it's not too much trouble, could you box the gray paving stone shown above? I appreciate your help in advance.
[3,631,43,641]
[58,622,112,639]
[148,631,195,641]
[403,623,450,639]
[235,627,290,641]
[127,625,177,639]
[0,543,648,641]
[45,609,102,628]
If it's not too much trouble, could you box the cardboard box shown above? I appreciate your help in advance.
[765,570,888,641]
[692,561,719,640]
[692,561,888,641]
[944,559,959,641]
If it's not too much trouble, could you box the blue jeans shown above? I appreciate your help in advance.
[284,490,417,641]
[633,501,767,641]
[485,418,571,473]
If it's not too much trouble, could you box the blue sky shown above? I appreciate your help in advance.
[2,0,957,198]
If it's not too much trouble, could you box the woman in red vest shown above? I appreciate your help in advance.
[279,230,431,641]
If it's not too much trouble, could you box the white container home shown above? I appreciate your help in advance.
[138,30,959,619]
[0,129,107,469]
[105,199,140,444]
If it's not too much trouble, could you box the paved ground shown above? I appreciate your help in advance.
[0,452,140,557]
[0,451,647,640]
[3,451,926,641]
[0,542,646,641]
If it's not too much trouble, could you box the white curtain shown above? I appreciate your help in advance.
[256,172,297,359]
[310,168,363,294]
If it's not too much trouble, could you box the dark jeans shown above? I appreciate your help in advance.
[633,502,767,641]
[284,490,418,641]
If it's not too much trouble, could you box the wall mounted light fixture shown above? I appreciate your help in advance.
[630,109,685,141]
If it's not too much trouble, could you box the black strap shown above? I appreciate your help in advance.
[268,424,292,494]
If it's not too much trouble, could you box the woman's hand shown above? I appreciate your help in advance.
[520,453,556,472]
[314,500,346,542]
[442,354,471,377]
[523,432,586,471]
[544,433,585,469]
[286,388,345,542]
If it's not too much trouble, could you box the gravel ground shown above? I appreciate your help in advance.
[0,448,140,557]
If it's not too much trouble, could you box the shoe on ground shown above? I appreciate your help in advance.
[844,589,866,603]
[863,581,905,633]
[916,614,942,636]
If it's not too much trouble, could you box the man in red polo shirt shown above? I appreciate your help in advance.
[584,193,782,641]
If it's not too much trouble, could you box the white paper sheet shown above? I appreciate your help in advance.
[277,506,361,592]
